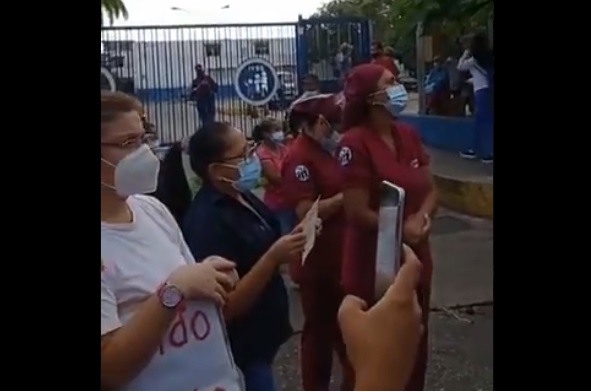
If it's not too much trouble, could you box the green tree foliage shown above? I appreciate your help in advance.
[101,0,129,26]
[313,0,493,66]
[303,18,366,64]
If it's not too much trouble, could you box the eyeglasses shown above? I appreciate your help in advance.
[222,143,258,163]
[101,134,150,149]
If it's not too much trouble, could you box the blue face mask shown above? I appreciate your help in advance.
[270,130,285,143]
[234,154,262,192]
[385,84,409,116]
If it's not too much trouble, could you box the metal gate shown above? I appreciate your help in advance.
[101,17,371,144]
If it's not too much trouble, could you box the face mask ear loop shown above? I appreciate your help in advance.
[100,157,117,191]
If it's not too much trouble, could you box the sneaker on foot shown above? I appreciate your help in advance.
[459,150,477,159]
[480,156,493,164]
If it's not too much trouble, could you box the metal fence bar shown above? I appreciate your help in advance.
[101,18,371,145]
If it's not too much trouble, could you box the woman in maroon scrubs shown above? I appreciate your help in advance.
[338,63,438,390]
[281,97,353,390]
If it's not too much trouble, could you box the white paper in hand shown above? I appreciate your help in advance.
[301,197,320,265]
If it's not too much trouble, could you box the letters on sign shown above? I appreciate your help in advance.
[158,308,211,355]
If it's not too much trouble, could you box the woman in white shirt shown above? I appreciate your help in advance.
[101,91,308,391]
[100,91,246,390]
[457,33,494,163]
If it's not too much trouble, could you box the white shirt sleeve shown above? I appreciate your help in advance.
[457,50,475,71]
[101,271,122,336]
[135,195,195,265]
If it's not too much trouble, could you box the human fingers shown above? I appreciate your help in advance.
[385,248,422,302]
[211,290,226,307]
[226,269,239,287]
[214,282,228,301]
[290,223,304,234]
[422,214,432,234]
[215,271,235,291]
[338,295,368,331]
[207,257,236,271]
[288,232,307,248]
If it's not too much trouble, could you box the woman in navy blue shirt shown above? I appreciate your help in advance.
[182,122,306,391]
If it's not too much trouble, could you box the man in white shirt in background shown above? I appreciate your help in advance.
[100,91,242,390]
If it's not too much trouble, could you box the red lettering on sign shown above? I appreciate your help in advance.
[169,311,188,347]
[159,308,211,355]
[190,310,211,341]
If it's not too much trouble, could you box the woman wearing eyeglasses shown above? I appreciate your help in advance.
[181,122,307,391]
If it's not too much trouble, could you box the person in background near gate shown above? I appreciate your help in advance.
[100,91,243,391]
[182,122,307,391]
[457,33,493,163]
[281,97,353,391]
[302,73,321,97]
[338,63,438,391]
[425,56,450,116]
[190,64,218,127]
[335,42,353,83]
[371,41,400,80]
[291,73,321,109]
[253,117,296,235]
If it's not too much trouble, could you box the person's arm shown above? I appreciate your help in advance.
[457,50,475,71]
[257,146,282,185]
[389,57,400,79]
[355,368,407,391]
[223,251,279,321]
[413,133,438,218]
[261,159,282,185]
[208,75,218,92]
[185,217,280,322]
[101,270,177,390]
[419,169,438,218]
[295,195,342,222]
[338,139,379,229]
[281,156,342,221]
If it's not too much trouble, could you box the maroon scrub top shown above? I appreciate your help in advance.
[281,134,345,282]
[337,121,433,302]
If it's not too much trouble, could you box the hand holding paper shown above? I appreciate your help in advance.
[301,197,320,265]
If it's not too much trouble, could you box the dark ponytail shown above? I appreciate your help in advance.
[152,142,192,226]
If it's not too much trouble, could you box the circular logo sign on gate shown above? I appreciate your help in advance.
[234,58,279,106]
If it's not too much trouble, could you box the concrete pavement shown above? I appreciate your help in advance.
[274,306,494,391]
[276,208,494,390]
[282,208,493,331]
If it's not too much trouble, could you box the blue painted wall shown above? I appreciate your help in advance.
[398,114,475,153]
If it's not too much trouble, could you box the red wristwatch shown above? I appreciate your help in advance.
[157,282,185,310]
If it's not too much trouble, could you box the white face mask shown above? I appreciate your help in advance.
[101,144,161,197]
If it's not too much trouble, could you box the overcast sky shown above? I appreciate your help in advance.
[111,0,327,26]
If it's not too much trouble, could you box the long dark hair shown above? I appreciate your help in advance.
[152,142,192,226]
[187,122,234,183]
[470,33,493,69]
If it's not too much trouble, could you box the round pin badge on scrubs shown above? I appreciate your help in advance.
[338,147,352,166]
[295,165,310,182]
